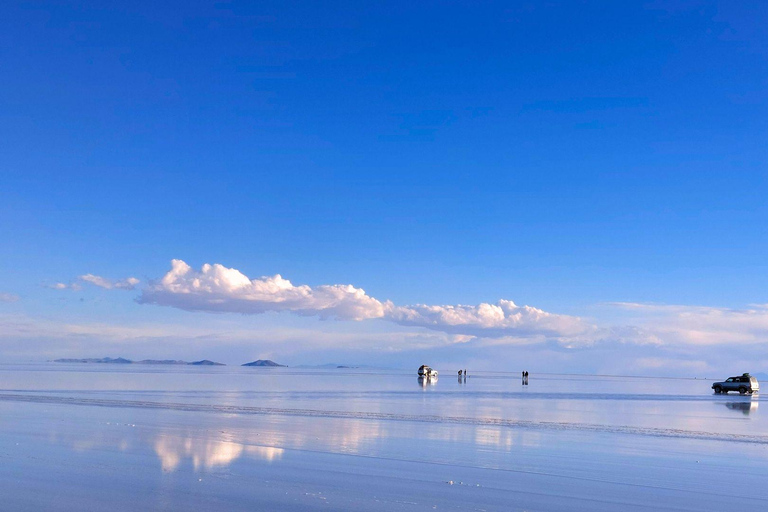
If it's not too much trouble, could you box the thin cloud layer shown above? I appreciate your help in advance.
[50,282,81,290]
[607,302,768,346]
[389,300,588,338]
[139,260,589,339]
[52,274,140,291]
[0,293,19,303]
[80,274,140,290]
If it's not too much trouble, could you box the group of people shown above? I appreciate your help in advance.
[454,369,529,384]
[455,369,529,385]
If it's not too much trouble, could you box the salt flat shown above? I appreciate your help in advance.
[1,364,767,511]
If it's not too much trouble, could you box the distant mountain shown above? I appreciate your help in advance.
[54,357,132,364]
[242,359,286,367]
[54,357,225,366]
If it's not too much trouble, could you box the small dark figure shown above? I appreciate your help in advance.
[458,370,463,376]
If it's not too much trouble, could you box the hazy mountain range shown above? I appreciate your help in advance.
[53,357,225,366]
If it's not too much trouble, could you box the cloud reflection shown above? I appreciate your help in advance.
[154,436,283,472]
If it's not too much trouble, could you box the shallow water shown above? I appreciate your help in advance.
[1,364,767,511]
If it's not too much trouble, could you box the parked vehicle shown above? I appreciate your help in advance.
[418,365,438,377]
[712,373,759,394]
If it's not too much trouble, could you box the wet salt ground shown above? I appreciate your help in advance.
[1,365,767,511]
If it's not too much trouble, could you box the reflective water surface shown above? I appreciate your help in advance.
[1,364,767,511]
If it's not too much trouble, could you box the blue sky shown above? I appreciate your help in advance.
[1,1,767,373]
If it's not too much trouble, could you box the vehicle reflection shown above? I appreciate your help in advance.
[723,400,759,416]
[418,375,438,387]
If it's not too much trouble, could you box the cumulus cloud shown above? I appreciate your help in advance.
[0,293,19,303]
[51,274,140,291]
[138,259,589,340]
[139,260,389,321]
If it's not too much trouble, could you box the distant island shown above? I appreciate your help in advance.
[242,359,286,367]
[53,357,225,366]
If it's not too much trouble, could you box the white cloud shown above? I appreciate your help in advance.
[50,274,140,291]
[139,259,588,339]
[140,259,389,321]
[0,293,19,303]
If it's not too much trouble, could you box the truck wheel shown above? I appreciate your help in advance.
[714,386,721,394]
[739,387,747,395]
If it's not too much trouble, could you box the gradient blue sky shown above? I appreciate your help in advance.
[1,1,767,373]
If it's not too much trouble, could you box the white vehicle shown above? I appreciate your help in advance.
[418,365,438,377]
